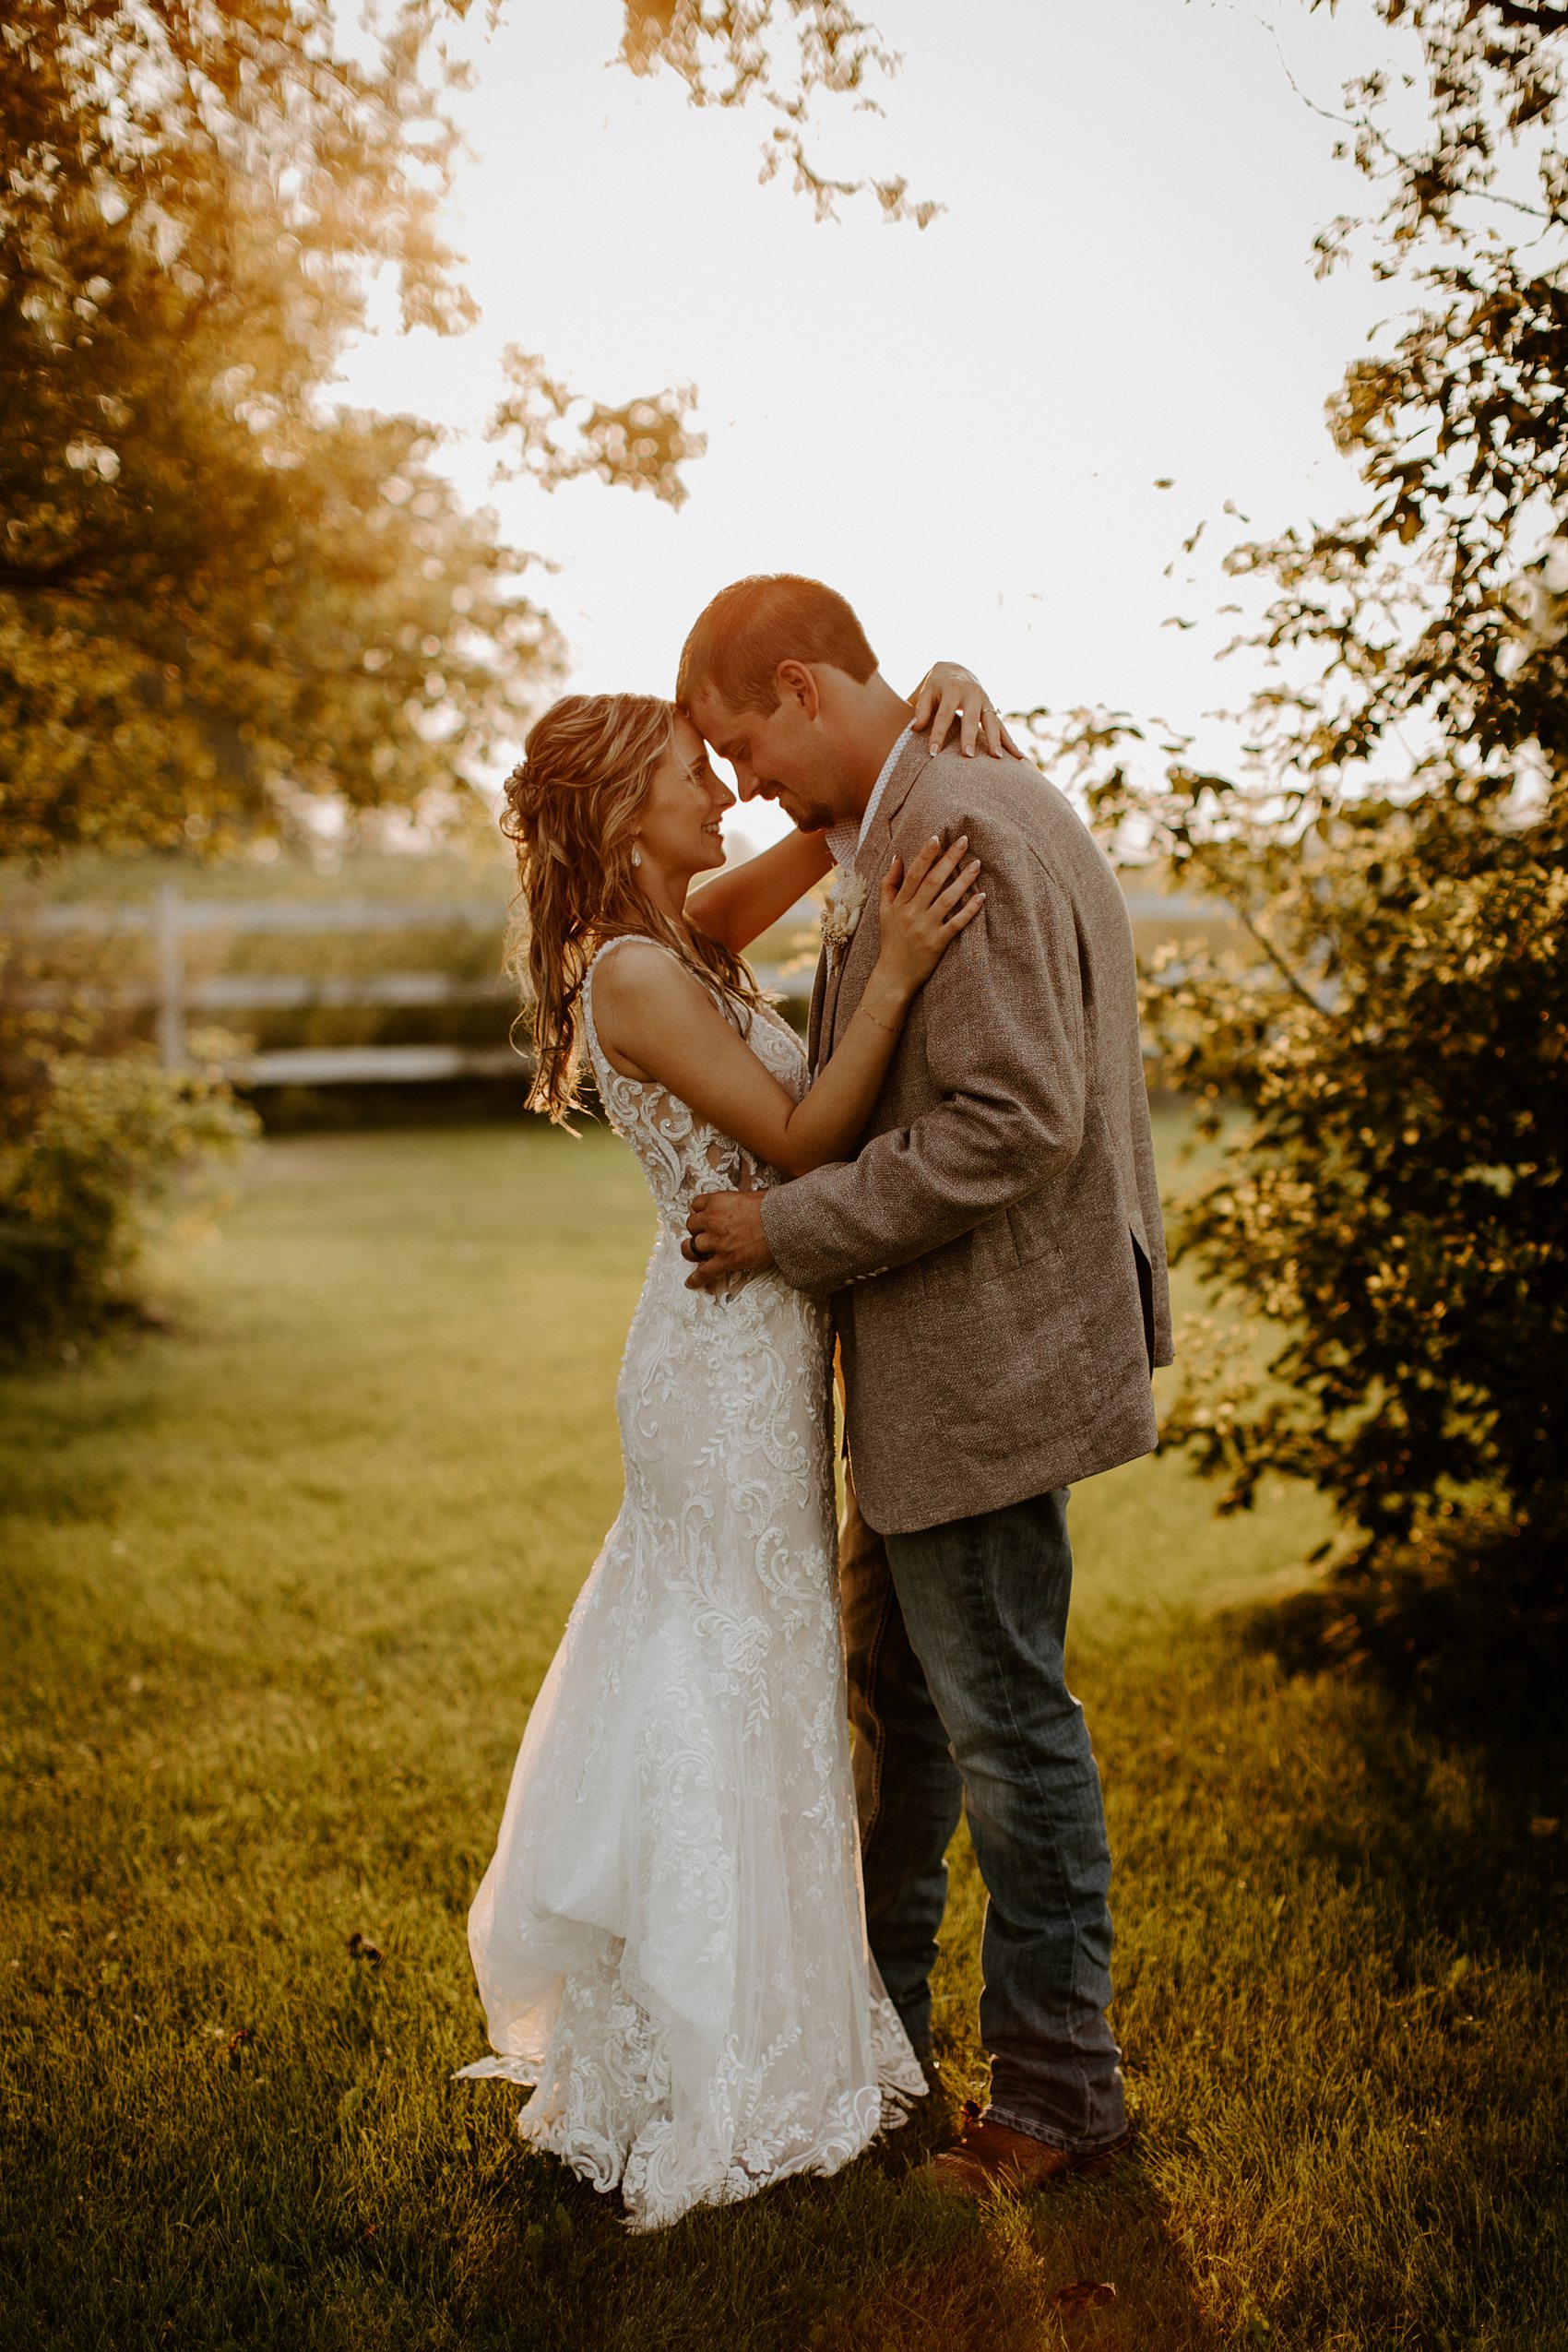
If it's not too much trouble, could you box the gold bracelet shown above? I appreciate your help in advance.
[857,1005,903,1038]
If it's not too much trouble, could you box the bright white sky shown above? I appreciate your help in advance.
[333,0,1414,849]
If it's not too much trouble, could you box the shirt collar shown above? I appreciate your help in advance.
[826,720,915,873]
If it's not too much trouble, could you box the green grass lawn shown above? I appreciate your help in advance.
[2,1118,1564,2352]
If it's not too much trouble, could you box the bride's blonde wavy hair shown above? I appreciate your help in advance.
[501,692,763,1125]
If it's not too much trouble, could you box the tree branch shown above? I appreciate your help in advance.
[1258,7,1564,229]
[1231,901,1335,1016]
[1190,848,1336,1016]
[1469,3,1568,33]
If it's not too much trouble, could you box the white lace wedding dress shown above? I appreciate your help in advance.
[456,937,924,2230]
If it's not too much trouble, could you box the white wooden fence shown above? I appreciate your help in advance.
[30,884,817,1087]
[28,882,1221,1087]
[34,885,520,1086]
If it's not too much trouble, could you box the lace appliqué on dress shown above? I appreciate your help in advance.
[456,938,924,2231]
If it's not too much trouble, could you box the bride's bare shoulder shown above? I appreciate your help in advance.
[590,938,730,1053]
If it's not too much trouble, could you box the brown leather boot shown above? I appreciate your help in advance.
[927,2101,1132,2198]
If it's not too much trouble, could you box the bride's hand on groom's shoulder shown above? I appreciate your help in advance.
[910,663,1025,762]
[872,836,985,998]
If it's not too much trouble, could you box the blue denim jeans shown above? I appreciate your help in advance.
[842,1478,1126,2154]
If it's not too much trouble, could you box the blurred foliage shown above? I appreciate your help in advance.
[493,353,707,510]
[0,0,561,858]
[0,1051,255,1357]
[1030,0,1568,1683]
[0,0,922,1345]
[0,0,928,865]
[0,916,255,1354]
[620,0,939,224]
[0,0,742,861]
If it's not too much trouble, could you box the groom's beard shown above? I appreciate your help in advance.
[764,787,835,834]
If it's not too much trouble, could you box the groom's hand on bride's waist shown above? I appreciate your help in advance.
[683,1191,775,1290]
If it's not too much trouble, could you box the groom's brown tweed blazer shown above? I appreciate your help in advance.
[760,732,1172,1538]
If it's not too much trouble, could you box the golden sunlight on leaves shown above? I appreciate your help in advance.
[619,0,938,224]
[0,0,562,860]
[1018,1,1568,1683]
[492,353,707,509]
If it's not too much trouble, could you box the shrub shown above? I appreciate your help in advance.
[1028,1,1568,1703]
[1142,792,1566,1704]
[0,913,255,1353]
[0,1048,256,1355]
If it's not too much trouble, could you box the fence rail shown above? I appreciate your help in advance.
[21,881,1224,1086]
[31,885,519,1086]
[32,894,507,936]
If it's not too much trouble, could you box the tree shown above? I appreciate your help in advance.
[0,0,923,1348]
[0,0,548,856]
[620,0,939,224]
[0,1,927,864]
[1038,0,1568,1694]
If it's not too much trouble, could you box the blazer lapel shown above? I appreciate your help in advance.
[822,733,934,1061]
[805,943,828,1074]
[859,730,932,878]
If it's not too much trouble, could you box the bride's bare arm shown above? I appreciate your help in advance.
[684,829,833,956]
[591,838,983,1179]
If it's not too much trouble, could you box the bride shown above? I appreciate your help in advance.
[457,665,998,2230]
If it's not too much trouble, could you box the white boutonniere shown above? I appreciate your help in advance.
[821,865,869,965]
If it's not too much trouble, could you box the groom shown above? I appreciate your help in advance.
[679,575,1171,2194]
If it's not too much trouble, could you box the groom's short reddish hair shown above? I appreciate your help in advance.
[677,575,879,717]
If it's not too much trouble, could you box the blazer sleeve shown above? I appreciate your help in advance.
[761,802,1087,1298]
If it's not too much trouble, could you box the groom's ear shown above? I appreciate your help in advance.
[775,659,821,721]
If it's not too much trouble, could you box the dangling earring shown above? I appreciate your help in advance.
[631,844,643,868]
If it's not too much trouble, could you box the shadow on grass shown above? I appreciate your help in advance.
[1246,1521,1566,1737]
[422,2108,1225,2352]
[1237,1579,1568,1981]
[290,2043,1226,2352]
[793,2176,1222,2352]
